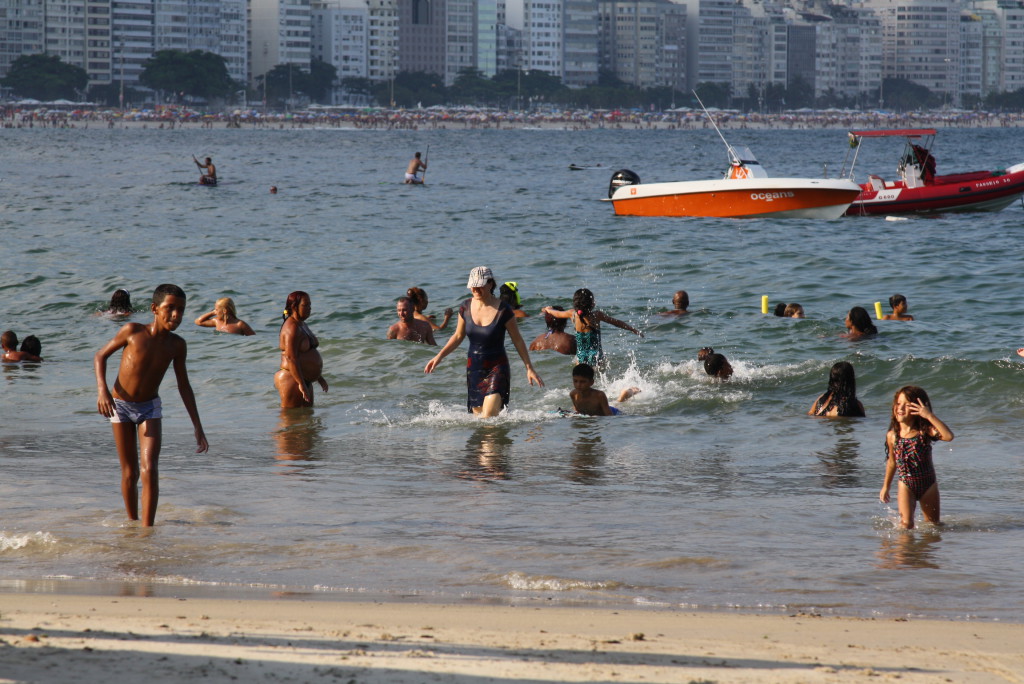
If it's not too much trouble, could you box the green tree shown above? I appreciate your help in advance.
[305,58,337,103]
[449,68,497,105]
[785,75,814,109]
[1,54,88,101]
[140,50,237,101]
[693,82,731,108]
[880,77,938,112]
[258,63,309,106]
[88,81,144,108]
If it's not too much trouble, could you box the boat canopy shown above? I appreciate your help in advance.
[849,129,937,138]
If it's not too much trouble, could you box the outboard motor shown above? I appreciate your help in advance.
[608,169,641,198]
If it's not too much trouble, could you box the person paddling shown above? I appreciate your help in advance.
[405,151,427,184]
[193,155,217,185]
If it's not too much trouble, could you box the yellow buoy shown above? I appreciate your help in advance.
[875,301,884,320]
[762,295,769,315]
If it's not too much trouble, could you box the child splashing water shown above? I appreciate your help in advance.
[879,386,954,529]
[542,288,642,368]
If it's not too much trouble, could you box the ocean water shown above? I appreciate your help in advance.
[2,124,1023,621]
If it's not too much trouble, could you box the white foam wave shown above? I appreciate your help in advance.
[1,531,57,552]
[502,570,622,592]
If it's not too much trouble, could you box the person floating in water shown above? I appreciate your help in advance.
[883,294,914,321]
[105,288,134,317]
[568,363,639,416]
[194,297,255,336]
[808,361,865,417]
[661,290,690,316]
[843,306,878,340]
[703,352,733,379]
[404,151,427,184]
[387,296,436,345]
[193,155,217,185]
[529,305,576,356]
[2,330,42,362]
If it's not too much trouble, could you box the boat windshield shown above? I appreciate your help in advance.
[729,145,759,165]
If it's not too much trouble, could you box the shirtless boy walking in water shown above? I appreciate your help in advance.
[94,284,208,527]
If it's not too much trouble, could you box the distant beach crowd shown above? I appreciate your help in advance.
[3,105,1024,131]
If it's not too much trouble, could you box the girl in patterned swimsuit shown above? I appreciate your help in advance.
[541,288,642,368]
[879,386,955,529]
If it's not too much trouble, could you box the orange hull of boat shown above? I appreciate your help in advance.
[611,186,861,218]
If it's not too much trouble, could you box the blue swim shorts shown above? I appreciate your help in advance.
[110,397,163,424]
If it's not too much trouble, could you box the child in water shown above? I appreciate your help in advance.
[106,288,134,316]
[882,294,914,321]
[542,288,642,367]
[879,386,954,529]
[567,363,639,416]
[2,331,42,362]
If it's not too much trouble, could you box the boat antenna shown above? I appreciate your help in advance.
[693,90,738,165]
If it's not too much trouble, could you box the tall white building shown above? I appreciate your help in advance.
[563,0,598,86]
[524,0,563,76]
[697,0,735,87]
[251,0,312,84]
[366,0,395,83]
[599,0,686,89]
[0,0,44,82]
[863,0,961,105]
[311,0,368,102]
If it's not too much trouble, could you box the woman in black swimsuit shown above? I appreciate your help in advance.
[424,267,543,417]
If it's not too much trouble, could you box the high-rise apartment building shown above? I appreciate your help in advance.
[524,0,563,76]
[251,0,312,83]
[312,0,369,99]
[599,0,685,89]
[0,0,44,82]
[399,0,446,76]
[563,0,598,86]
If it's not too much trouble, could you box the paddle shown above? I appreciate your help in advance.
[421,145,429,185]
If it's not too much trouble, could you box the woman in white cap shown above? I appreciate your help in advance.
[425,266,543,416]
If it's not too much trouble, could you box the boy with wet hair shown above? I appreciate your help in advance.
[569,363,639,416]
[883,294,914,321]
[94,283,208,526]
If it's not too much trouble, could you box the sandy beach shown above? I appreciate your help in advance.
[1,592,1021,683]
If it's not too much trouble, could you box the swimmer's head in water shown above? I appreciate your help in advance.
[889,293,907,312]
[847,306,877,334]
[406,287,428,311]
[673,290,689,310]
[697,346,714,361]
[500,282,521,308]
[109,288,132,313]
[544,305,568,332]
[20,335,41,356]
[703,353,733,379]
[773,302,787,317]
[784,302,804,318]
[1,330,16,350]
[215,297,237,318]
